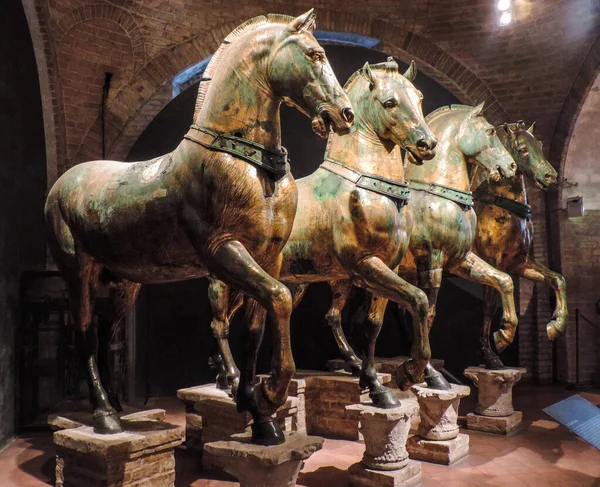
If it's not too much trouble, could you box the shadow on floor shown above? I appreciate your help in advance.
[297,465,349,487]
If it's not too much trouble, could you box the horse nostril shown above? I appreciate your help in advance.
[511,162,517,171]
[343,107,355,124]
[416,139,430,151]
[430,137,438,150]
[545,173,554,181]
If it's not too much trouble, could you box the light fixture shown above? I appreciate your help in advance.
[500,11,512,25]
[497,0,511,11]
[567,196,585,218]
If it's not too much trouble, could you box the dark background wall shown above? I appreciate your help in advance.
[127,44,517,398]
[0,0,47,447]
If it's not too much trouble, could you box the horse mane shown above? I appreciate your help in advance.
[193,14,295,120]
[426,104,474,123]
[343,58,400,92]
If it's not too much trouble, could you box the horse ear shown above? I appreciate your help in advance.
[403,60,417,82]
[469,102,485,120]
[288,9,316,33]
[503,123,516,141]
[527,121,536,135]
[361,62,376,89]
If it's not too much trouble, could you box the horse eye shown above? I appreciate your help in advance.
[307,50,325,62]
[519,147,529,155]
[384,100,397,109]
[487,128,496,136]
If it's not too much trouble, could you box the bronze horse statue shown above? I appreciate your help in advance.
[44,10,354,445]
[208,58,451,408]
[473,121,566,368]
[306,104,520,389]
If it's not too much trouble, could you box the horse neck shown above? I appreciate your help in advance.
[194,30,282,150]
[406,113,470,191]
[325,122,404,181]
[475,173,528,204]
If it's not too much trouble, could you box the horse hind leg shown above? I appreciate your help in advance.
[98,278,142,411]
[480,285,506,369]
[68,256,123,433]
[208,278,242,394]
[326,280,362,375]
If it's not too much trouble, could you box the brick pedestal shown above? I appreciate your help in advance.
[464,366,527,435]
[407,384,470,465]
[298,370,392,440]
[53,411,184,487]
[345,399,421,487]
[177,383,298,472]
[203,432,323,487]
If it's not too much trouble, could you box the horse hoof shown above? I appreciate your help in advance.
[482,348,505,370]
[349,361,363,377]
[546,320,561,341]
[425,373,452,391]
[493,329,511,353]
[93,409,122,434]
[395,365,416,391]
[370,388,401,409]
[251,417,285,446]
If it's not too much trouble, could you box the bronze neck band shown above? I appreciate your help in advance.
[474,193,532,220]
[408,179,473,210]
[184,124,289,179]
[321,157,411,207]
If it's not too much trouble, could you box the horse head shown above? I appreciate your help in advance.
[500,121,557,190]
[269,10,354,138]
[458,103,517,181]
[351,58,437,164]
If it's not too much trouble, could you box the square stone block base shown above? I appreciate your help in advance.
[406,433,469,466]
[204,432,323,487]
[54,411,184,487]
[348,460,422,487]
[466,411,523,435]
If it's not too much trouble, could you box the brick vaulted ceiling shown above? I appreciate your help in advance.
[23,0,600,181]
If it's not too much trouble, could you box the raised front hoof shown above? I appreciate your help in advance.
[370,388,401,409]
[546,320,563,341]
[482,349,506,370]
[395,364,419,391]
[493,329,511,353]
[348,359,363,377]
[93,409,123,434]
[425,372,452,391]
[251,417,285,446]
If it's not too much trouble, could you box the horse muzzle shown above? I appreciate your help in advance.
[311,106,354,138]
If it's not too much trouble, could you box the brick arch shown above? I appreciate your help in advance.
[55,4,146,72]
[88,13,509,162]
[550,33,600,179]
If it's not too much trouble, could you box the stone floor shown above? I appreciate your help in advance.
[1,384,599,487]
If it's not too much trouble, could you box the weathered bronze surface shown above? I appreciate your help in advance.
[209,59,439,406]
[472,121,566,368]
[44,10,353,446]
[309,104,520,390]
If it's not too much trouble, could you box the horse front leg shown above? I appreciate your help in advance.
[451,251,518,353]
[480,285,505,369]
[414,264,451,390]
[208,278,241,394]
[325,279,361,375]
[209,241,294,445]
[352,256,430,392]
[512,257,568,340]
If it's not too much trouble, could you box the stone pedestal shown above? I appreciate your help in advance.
[464,366,527,435]
[345,400,421,486]
[407,384,470,465]
[203,432,323,487]
[177,383,298,472]
[53,411,184,487]
[298,369,391,440]
[49,408,166,431]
